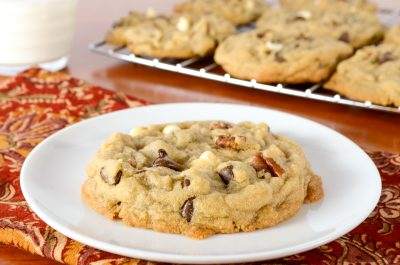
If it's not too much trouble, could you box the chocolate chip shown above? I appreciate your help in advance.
[292,16,306,21]
[152,149,182,171]
[158,149,167,158]
[210,121,232,130]
[181,178,191,188]
[377,52,395,64]
[338,32,350,43]
[274,52,286,63]
[250,153,285,177]
[296,33,313,41]
[180,197,195,222]
[218,165,234,185]
[256,32,265,38]
[100,167,122,185]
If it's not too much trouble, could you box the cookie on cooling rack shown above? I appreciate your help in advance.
[106,12,235,59]
[82,121,323,239]
[384,26,400,46]
[174,0,268,25]
[256,7,384,49]
[279,0,377,13]
[214,29,353,84]
[325,44,400,107]
[106,11,146,46]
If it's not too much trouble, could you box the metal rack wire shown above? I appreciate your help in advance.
[89,41,400,114]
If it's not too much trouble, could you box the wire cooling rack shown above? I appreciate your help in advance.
[89,41,399,114]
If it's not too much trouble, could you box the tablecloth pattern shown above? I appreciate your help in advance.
[0,69,399,265]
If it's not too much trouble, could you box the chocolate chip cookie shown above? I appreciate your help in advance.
[325,44,400,107]
[106,11,146,46]
[385,26,400,46]
[82,121,323,239]
[214,29,353,84]
[256,8,384,48]
[106,12,235,58]
[174,0,268,25]
[279,0,377,13]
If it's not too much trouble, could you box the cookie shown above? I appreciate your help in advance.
[214,29,353,84]
[280,0,377,13]
[106,12,235,58]
[384,26,400,46]
[174,0,268,25]
[256,8,384,48]
[82,121,323,239]
[325,44,400,107]
[106,11,146,46]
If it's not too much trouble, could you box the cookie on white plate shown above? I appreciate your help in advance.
[82,121,323,239]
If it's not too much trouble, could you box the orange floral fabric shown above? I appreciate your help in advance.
[0,69,399,265]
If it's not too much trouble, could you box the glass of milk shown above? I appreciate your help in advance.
[0,0,77,75]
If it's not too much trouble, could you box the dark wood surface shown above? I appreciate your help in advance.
[1,0,399,264]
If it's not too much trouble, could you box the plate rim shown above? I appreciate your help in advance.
[20,102,382,264]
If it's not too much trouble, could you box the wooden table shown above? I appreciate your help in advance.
[1,0,399,264]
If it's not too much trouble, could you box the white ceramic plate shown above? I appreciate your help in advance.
[21,103,381,264]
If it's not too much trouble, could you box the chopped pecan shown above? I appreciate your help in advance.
[215,135,239,150]
[100,167,122,185]
[250,153,285,177]
[152,149,182,171]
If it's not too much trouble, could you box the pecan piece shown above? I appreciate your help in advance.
[180,197,195,222]
[250,153,285,177]
[152,149,182,171]
[100,167,122,185]
[218,165,234,185]
[215,135,242,150]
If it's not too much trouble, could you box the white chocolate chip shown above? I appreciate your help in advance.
[146,7,157,18]
[245,0,255,10]
[176,16,190,32]
[162,125,181,135]
[199,151,217,161]
[296,10,312,20]
[266,41,283,52]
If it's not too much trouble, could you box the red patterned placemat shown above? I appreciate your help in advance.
[0,69,399,264]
